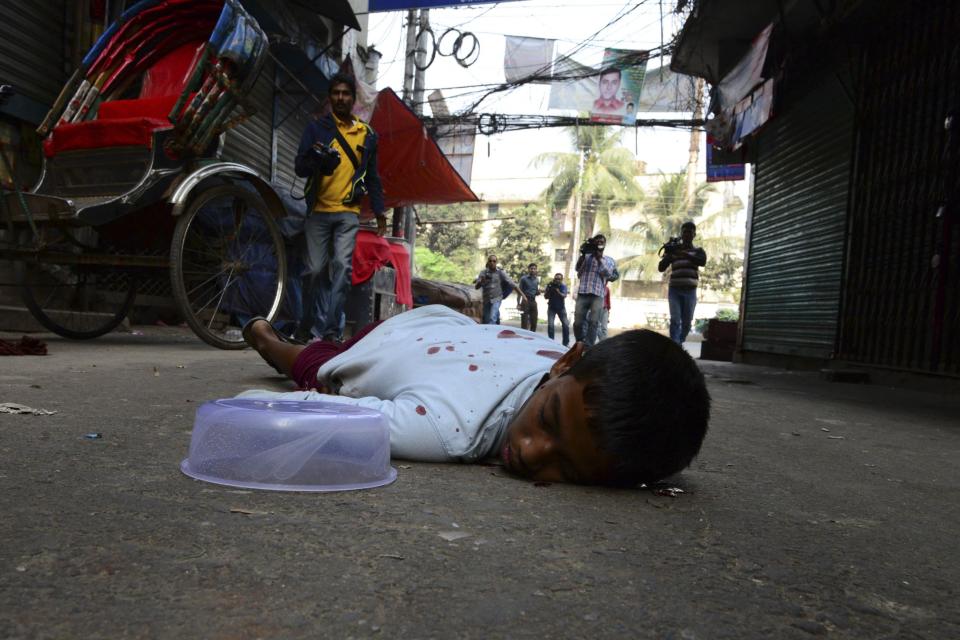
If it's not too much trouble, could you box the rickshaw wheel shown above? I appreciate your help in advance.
[170,184,287,350]
[16,227,138,339]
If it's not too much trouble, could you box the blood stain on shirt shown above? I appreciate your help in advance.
[468,364,479,371]
[497,330,521,339]
[416,337,423,341]
[427,346,440,354]
[536,350,565,360]
[416,405,427,415]
[445,345,455,351]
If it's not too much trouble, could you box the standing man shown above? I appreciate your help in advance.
[518,263,542,332]
[658,221,707,346]
[596,285,611,342]
[294,72,385,343]
[474,254,526,325]
[574,234,618,346]
[543,272,570,346]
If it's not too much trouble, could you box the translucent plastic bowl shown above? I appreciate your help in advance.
[180,398,397,492]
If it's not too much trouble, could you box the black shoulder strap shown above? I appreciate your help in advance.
[332,126,360,170]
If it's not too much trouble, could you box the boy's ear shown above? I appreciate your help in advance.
[549,342,585,378]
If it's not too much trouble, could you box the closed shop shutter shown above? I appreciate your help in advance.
[221,57,275,178]
[0,2,67,108]
[839,2,959,375]
[273,84,313,197]
[741,73,854,359]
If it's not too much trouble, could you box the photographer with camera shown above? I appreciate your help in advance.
[475,254,526,325]
[658,221,707,346]
[574,234,619,346]
[544,273,571,346]
[293,72,385,344]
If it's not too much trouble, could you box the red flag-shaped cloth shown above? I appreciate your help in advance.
[366,88,478,209]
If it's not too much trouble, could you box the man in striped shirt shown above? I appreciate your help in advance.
[658,221,708,345]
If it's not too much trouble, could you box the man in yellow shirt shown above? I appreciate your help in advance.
[293,73,386,343]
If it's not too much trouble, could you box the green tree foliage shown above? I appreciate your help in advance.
[490,204,551,281]
[615,172,744,297]
[534,126,644,240]
[417,203,482,284]
[701,253,744,303]
[413,246,468,283]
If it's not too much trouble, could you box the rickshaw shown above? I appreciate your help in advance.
[0,0,289,349]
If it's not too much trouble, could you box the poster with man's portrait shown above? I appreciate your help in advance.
[590,48,648,124]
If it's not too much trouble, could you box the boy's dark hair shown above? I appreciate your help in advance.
[681,221,696,231]
[528,263,537,268]
[566,329,710,486]
[328,72,357,98]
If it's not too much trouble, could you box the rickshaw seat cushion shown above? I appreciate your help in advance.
[44,117,172,157]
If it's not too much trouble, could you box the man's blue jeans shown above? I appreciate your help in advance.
[668,287,698,345]
[482,297,503,325]
[573,293,604,345]
[546,306,570,346]
[300,212,359,340]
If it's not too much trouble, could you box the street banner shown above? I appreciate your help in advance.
[547,49,649,123]
[369,0,524,11]
[590,48,648,124]
[706,139,745,182]
[635,65,698,112]
[504,35,555,83]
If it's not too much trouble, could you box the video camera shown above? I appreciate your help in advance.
[659,236,683,256]
[579,235,603,256]
[309,142,341,176]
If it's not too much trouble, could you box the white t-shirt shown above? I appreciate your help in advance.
[238,305,570,462]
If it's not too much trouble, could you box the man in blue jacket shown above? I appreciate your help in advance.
[293,72,385,343]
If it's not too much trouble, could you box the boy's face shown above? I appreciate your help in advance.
[502,344,617,484]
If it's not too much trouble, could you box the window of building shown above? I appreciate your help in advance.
[554,248,568,261]
[487,203,499,218]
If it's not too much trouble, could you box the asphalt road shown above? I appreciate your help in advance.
[1,325,958,639]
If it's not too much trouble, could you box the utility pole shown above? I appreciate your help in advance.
[401,9,417,107]
[412,9,430,116]
[684,77,706,211]
[565,144,587,282]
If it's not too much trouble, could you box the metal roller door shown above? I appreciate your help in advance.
[741,73,854,359]
[838,2,960,375]
[272,82,313,196]
[221,57,275,178]
[0,2,67,110]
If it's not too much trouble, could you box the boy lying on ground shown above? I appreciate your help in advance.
[239,305,710,486]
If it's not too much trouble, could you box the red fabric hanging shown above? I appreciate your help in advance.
[366,88,478,209]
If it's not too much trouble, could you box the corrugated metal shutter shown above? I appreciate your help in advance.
[0,2,67,107]
[221,57,275,178]
[741,73,854,358]
[273,82,312,197]
[839,2,959,375]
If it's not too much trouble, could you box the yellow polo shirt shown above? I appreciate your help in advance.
[313,115,368,214]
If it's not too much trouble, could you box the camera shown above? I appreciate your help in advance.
[579,236,601,256]
[659,236,683,256]
[310,142,341,176]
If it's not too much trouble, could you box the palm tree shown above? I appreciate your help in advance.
[614,172,743,283]
[534,126,643,277]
